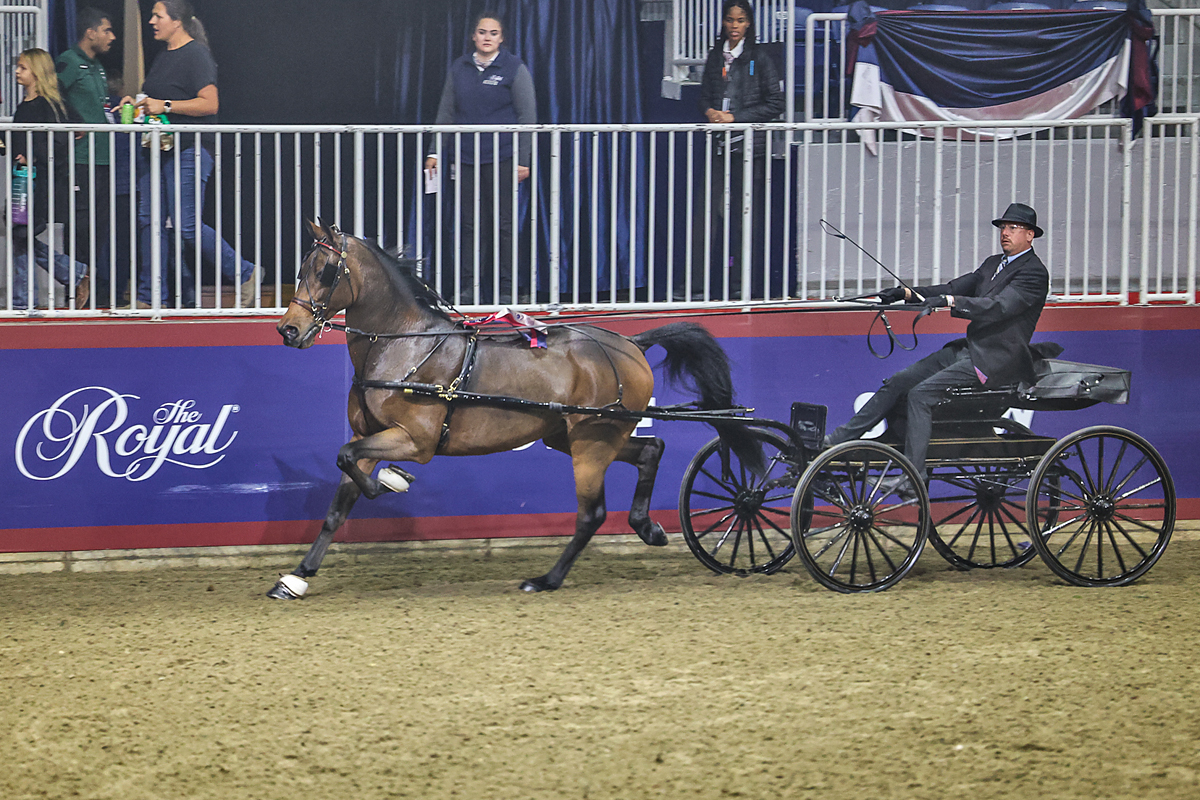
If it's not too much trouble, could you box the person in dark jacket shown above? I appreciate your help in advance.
[824,203,1051,493]
[424,12,537,306]
[9,48,90,310]
[56,7,117,306]
[682,0,784,302]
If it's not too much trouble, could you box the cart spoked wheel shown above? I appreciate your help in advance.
[927,465,1050,569]
[1026,426,1175,587]
[790,441,929,593]
[678,429,802,575]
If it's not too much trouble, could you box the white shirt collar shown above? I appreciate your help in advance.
[1002,247,1031,263]
[723,39,745,59]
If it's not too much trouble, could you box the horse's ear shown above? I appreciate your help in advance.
[307,218,328,240]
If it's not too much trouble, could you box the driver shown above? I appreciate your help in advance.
[824,203,1050,496]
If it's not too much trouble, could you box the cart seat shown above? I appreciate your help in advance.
[936,357,1131,422]
[921,357,1131,463]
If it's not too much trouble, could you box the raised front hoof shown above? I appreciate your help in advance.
[266,574,309,600]
[519,577,559,593]
[638,522,668,547]
[378,465,415,493]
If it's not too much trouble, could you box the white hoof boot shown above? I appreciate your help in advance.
[275,574,308,598]
[378,465,414,493]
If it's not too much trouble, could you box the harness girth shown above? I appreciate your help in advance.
[354,332,481,455]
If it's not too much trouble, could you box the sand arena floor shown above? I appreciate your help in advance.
[3,528,1199,800]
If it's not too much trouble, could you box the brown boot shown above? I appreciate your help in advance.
[74,276,90,309]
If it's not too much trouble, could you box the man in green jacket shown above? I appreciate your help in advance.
[55,6,116,303]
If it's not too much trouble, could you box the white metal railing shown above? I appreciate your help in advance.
[0,1,47,120]
[1,118,1196,317]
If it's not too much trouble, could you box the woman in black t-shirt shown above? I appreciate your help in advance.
[120,0,259,308]
[9,48,90,310]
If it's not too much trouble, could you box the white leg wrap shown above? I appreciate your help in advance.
[276,574,309,598]
[377,466,412,493]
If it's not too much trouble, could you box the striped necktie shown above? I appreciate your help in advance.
[995,256,1010,277]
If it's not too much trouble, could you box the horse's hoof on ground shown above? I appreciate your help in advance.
[638,522,668,547]
[266,574,308,600]
[519,577,557,593]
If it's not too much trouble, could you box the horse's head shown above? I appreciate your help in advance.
[278,219,357,349]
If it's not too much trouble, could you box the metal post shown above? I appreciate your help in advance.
[550,130,562,305]
[150,131,162,312]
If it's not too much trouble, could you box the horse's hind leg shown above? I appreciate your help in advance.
[544,432,666,547]
[617,435,667,547]
[520,433,622,593]
[266,464,373,600]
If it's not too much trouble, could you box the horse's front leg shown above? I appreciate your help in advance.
[266,470,368,599]
[336,427,425,500]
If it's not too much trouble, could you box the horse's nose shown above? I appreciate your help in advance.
[279,325,299,346]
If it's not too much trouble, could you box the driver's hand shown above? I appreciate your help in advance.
[921,295,949,309]
[876,286,907,305]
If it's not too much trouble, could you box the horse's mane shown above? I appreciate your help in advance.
[361,239,454,323]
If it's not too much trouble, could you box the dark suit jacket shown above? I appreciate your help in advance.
[914,249,1050,387]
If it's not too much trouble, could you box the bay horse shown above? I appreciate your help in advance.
[269,219,762,598]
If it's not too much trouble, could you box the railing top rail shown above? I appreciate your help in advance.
[0,117,1163,135]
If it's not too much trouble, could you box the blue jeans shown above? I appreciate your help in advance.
[137,146,254,305]
[11,233,89,309]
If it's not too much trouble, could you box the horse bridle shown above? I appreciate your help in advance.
[289,225,354,329]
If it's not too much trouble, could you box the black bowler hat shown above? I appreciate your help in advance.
[992,203,1043,238]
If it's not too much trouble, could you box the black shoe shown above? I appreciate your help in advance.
[671,288,706,302]
[874,474,918,503]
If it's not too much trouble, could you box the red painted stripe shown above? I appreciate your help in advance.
[0,317,296,350]
[5,502,1194,555]
[4,304,1199,350]
[1,509,682,554]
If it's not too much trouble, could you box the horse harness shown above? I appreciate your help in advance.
[354,325,635,454]
[355,332,481,454]
[293,227,643,451]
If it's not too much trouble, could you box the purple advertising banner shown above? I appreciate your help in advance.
[2,307,1197,552]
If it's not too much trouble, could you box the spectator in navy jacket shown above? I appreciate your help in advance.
[425,12,537,305]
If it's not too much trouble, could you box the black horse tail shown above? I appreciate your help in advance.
[632,322,766,475]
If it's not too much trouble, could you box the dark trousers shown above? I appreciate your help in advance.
[689,151,768,300]
[68,166,115,302]
[453,158,517,304]
[828,344,983,476]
